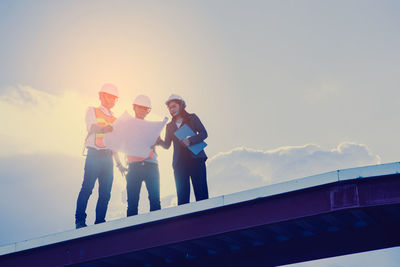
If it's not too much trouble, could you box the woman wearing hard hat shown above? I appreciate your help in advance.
[157,94,209,205]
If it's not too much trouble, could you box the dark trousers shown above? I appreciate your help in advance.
[126,161,161,216]
[174,158,208,205]
[75,148,114,224]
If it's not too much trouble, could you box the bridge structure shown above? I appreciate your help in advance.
[1,162,400,266]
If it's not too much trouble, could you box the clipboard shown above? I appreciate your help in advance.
[174,124,207,155]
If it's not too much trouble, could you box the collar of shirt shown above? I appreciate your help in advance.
[98,105,113,117]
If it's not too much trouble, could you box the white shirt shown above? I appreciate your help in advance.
[85,106,113,150]
[176,120,183,128]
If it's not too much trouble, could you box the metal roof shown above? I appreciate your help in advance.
[1,162,400,266]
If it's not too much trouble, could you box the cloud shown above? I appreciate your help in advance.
[0,85,89,156]
[0,86,41,105]
[207,142,381,197]
[0,86,175,190]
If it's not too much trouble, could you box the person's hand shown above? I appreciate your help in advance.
[152,137,162,148]
[102,125,113,133]
[181,137,190,147]
[116,163,128,175]
[156,136,162,144]
[151,137,162,149]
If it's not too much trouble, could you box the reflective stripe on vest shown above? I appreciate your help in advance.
[94,107,116,148]
[127,150,154,163]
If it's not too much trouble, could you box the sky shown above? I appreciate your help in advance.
[0,0,399,265]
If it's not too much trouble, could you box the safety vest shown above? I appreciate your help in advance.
[94,107,116,148]
[127,150,154,163]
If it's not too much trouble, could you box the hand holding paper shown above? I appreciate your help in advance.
[104,111,168,157]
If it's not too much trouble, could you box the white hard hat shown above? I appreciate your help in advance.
[99,83,119,98]
[133,95,152,108]
[165,94,186,107]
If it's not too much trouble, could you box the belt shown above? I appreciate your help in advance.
[87,147,113,156]
[130,161,157,167]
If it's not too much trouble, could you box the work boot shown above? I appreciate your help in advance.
[75,221,87,229]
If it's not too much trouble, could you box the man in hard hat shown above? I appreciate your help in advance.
[75,83,125,229]
[157,94,209,205]
[123,95,161,216]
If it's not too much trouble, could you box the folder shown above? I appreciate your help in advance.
[174,124,207,155]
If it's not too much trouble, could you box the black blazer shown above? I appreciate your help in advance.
[159,113,208,169]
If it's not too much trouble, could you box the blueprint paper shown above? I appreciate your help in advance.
[104,111,168,157]
[174,124,207,155]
